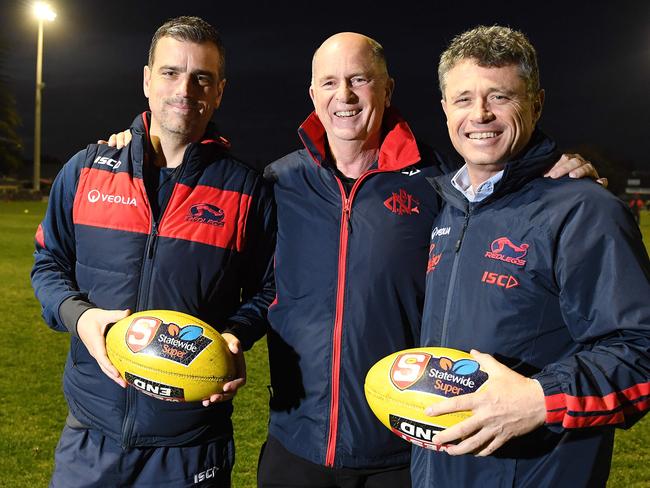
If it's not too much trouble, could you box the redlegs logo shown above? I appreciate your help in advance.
[485,237,529,266]
[186,203,225,227]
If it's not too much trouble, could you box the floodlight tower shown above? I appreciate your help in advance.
[32,2,56,192]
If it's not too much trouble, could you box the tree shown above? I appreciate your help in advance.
[0,39,23,176]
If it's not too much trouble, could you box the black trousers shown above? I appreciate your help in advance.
[257,435,411,488]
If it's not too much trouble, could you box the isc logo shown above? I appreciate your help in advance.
[94,156,122,169]
[481,271,519,289]
[194,466,219,484]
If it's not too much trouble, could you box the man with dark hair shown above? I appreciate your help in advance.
[413,25,650,487]
[31,16,275,487]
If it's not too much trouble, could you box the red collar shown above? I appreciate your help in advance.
[297,107,421,171]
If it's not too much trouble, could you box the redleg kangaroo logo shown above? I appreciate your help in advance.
[384,189,420,215]
[186,203,225,227]
[485,237,529,266]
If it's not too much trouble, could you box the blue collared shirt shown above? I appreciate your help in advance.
[451,164,504,202]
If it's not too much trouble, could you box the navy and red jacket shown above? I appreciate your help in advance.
[413,131,650,487]
[265,108,453,468]
[31,113,276,448]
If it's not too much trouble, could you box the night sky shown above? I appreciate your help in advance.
[4,0,649,176]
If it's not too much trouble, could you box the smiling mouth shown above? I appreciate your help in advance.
[467,131,501,140]
[169,104,194,110]
[334,109,361,118]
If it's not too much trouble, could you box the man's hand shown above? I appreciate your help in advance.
[97,129,132,149]
[544,153,608,187]
[202,332,247,407]
[77,308,131,388]
[425,350,546,456]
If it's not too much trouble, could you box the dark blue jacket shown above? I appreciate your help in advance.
[265,109,451,468]
[31,113,276,448]
[413,132,650,487]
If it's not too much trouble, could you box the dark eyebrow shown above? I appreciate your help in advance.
[157,65,216,80]
[192,69,216,78]
[158,65,181,72]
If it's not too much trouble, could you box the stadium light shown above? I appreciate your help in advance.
[32,2,56,192]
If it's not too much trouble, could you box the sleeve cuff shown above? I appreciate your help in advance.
[533,370,568,431]
[58,296,95,338]
[222,321,255,351]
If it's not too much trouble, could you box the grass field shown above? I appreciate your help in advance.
[0,201,648,487]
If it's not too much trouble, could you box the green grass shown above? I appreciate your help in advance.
[0,202,648,487]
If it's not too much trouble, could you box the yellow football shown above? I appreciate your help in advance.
[364,347,489,450]
[106,310,235,402]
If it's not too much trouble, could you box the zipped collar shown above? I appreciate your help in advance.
[129,112,231,178]
[297,107,421,172]
[430,129,559,212]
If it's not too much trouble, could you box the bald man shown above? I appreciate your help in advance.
[257,32,595,488]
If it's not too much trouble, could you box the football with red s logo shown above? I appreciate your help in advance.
[364,347,489,450]
[106,310,235,402]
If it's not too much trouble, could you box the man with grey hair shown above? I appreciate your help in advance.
[32,16,275,487]
[412,25,650,487]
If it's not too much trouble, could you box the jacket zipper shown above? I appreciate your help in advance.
[122,161,185,448]
[325,169,379,467]
[440,207,471,346]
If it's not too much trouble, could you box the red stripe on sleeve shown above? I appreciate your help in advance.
[563,411,625,429]
[545,393,567,411]
[564,382,650,413]
[545,409,566,424]
[73,168,150,234]
[546,384,650,428]
[158,183,251,251]
[35,223,45,248]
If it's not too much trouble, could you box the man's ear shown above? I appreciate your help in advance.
[533,89,545,123]
[441,98,448,118]
[384,77,395,107]
[214,78,227,109]
[308,84,315,105]
[143,65,151,99]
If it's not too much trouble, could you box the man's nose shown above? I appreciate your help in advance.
[470,99,495,123]
[335,82,356,103]
[175,74,194,97]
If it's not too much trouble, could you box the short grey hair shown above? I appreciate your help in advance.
[148,16,226,80]
[438,25,539,97]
